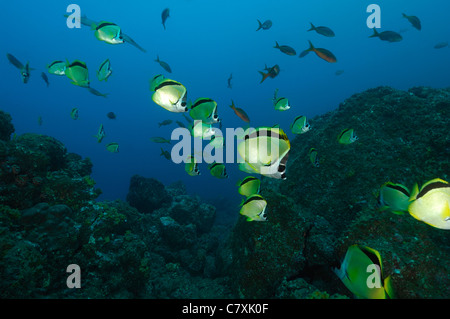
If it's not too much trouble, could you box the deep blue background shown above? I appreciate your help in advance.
[1,0,449,213]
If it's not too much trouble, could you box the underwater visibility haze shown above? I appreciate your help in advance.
[0,0,449,300]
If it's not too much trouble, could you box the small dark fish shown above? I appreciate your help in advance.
[274,41,296,56]
[182,113,193,124]
[434,42,448,49]
[155,55,172,73]
[41,72,49,87]
[106,112,116,119]
[87,87,109,98]
[369,29,402,42]
[160,148,171,160]
[122,33,147,53]
[106,142,119,153]
[307,23,335,37]
[6,53,24,70]
[256,19,272,31]
[298,49,310,58]
[158,119,173,127]
[162,8,170,30]
[258,64,280,83]
[150,137,171,144]
[335,69,344,76]
[7,53,30,83]
[402,13,421,31]
[176,120,186,128]
[227,73,233,89]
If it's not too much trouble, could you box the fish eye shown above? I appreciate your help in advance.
[181,101,187,106]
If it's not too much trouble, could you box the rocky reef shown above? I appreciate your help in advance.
[0,111,234,297]
[0,86,449,299]
[227,86,450,298]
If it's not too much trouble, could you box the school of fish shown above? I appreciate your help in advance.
[5,7,448,300]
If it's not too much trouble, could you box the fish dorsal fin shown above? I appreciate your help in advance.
[386,182,410,198]
[154,80,182,91]
[416,178,449,199]
[96,21,118,30]
[409,183,419,201]
[359,245,383,273]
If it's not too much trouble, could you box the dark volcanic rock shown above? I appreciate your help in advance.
[126,175,172,213]
[169,195,216,233]
[11,133,67,172]
[0,110,14,141]
[228,86,450,299]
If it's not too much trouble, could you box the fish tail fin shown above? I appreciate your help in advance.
[256,19,262,31]
[307,22,315,31]
[333,265,345,280]
[401,13,407,18]
[258,71,269,84]
[308,40,314,51]
[155,55,160,62]
[160,148,164,156]
[230,99,235,109]
[90,23,97,30]
[274,41,279,48]
[369,28,379,38]
[383,276,395,299]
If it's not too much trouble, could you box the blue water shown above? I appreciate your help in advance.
[1,0,449,207]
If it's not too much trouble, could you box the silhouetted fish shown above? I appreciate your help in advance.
[155,55,172,73]
[256,19,272,31]
[274,41,296,56]
[41,72,49,87]
[307,23,335,37]
[369,29,403,42]
[106,112,116,119]
[402,13,421,31]
[434,42,448,49]
[162,8,170,30]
